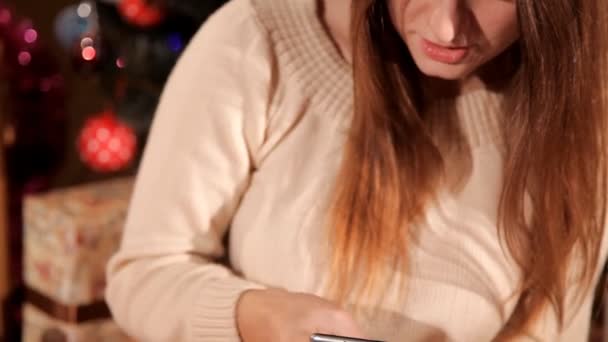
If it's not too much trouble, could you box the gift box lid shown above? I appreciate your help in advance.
[23,177,134,306]
[24,177,134,254]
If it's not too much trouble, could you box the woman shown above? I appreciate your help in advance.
[105,0,608,340]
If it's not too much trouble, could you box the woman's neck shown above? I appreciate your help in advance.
[460,47,519,94]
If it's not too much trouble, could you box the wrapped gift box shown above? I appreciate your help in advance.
[22,177,135,341]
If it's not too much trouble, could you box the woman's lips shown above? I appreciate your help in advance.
[420,38,470,64]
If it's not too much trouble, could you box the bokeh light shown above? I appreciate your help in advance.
[82,46,96,61]
[17,51,32,66]
[167,33,183,53]
[116,57,126,69]
[0,8,12,25]
[24,28,38,43]
[80,37,94,48]
[77,3,92,18]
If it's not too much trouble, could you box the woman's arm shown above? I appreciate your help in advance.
[105,1,273,340]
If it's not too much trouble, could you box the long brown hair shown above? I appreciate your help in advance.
[326,0,608,338]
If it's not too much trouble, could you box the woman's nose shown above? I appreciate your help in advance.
[429,0,465,45]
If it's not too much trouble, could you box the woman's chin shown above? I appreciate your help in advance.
[411,55,478,81]
[416,62,474,81]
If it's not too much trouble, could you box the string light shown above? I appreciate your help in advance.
[17,51,31,66]
[167,33,184,53]
[82,46,96,61]
[80,37,94,48]
[116,57,126,69]
[77,2,93,18]
[24,28,38,43]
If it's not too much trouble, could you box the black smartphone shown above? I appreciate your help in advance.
[310,333,384,342]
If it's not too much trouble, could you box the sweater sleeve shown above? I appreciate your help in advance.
[105,1,273,341]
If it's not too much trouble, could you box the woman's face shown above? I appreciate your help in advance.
[388,0,519,81]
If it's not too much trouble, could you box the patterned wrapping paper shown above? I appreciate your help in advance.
[23,177,134,306]
[22,303,134,342]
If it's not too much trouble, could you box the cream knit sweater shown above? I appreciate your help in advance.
[105,0,608,341]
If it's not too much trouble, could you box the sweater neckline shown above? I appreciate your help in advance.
[262,0,504,148]
[304,0,352,76]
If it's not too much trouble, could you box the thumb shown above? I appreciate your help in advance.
[324,312,368,339]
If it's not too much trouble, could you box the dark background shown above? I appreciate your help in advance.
[2,0,228,338]
[10,0,114,189]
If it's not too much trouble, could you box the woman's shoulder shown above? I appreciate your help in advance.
[198,0,266,46]
[249,0,351,91]
[200,0,324,69]
[205,0,314,46]
[202,0,351,118]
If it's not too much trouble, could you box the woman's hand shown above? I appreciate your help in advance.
[236,288,367,342]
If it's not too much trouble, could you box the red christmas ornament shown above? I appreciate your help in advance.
[77,110,137,172]
[118,0,166,28]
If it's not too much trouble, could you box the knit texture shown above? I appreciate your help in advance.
[105,0,607,340]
